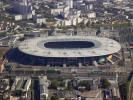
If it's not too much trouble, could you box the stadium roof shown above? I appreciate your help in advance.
[18,36,121,58]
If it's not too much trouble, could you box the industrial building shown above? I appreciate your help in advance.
[39,76,49,100]
[11,77,31,92]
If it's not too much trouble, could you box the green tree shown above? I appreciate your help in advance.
[67,81,73,90]
[101,79,111,89]
[51,95,59,100]
[50,80,59,89]
[65,98,71,100]
[46,70,60,74]
[119,81,129,100]
[59,81,65,87]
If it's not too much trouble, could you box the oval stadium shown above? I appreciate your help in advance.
[6,36,121,67]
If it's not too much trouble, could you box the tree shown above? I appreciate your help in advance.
[67,81,73,90]
[49,80,59,89]
[65,98,71,100]
[101,79,111,89]
[41,23,47,28]
[59,81,65,87]
[50,95,59,100]
[119,81,129,100]
[46,70,61,74]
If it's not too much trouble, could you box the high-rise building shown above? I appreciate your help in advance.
[12,0,35,20]
[13,0,33,15]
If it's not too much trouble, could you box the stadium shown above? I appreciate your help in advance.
[6,36,121,67]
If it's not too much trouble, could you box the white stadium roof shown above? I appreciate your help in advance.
[18,36,121,58]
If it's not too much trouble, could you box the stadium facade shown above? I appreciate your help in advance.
[6,36,121,67]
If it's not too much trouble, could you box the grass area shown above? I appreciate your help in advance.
[0,31,7,36]
[0,50,5,59]
[46,69,61,74]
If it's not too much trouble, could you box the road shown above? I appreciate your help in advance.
[128,76,133,100]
